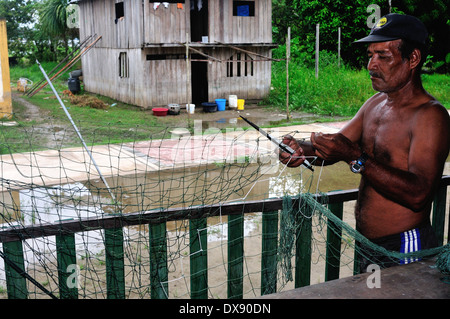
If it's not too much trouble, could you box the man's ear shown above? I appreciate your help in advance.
[409,48,422,69]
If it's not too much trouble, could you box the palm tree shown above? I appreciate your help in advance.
[39,0,78,60]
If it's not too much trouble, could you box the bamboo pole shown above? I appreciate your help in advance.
[29,36,102,97]
[26,35,93,96]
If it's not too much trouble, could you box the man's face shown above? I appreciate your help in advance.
[367,40,412,93]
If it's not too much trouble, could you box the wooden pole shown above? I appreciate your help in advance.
[29,36,102,97]
[338,27,341,68]
[186,33,191,125]
[286,27,291,121]
[315,24,319,79]
[215,41,276,61]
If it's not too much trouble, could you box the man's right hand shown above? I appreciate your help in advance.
[278,135,306,167]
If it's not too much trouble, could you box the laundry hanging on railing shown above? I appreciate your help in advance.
[191,0,203,11]
[153,2,170,10]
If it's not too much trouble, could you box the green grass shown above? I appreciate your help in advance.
[422,73,450,108]
[5,62,177,153]
[265,58,449,117]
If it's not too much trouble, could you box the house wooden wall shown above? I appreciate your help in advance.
[79,0,144,49]
[78,0,273,108]
[208,1,272,44]
[208,47,272,101]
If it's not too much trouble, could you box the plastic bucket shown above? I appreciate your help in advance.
[152,108,168,116]
[215,99,226,111]
[186,104,195,114]
[68,77,81,94]
[167,103,180,115]
[229,95,238,108]
[237,99,245,110]
[201,102,217,113]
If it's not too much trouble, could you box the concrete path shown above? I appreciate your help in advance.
[0,121,345,192]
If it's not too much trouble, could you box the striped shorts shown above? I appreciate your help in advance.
[400,228,423,264]
[358,222,438,273]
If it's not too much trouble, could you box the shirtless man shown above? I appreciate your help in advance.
[279,14,450,271]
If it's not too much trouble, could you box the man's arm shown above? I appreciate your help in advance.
[358,104,450,212]
[279,94,369,167]
[313,102,450,212]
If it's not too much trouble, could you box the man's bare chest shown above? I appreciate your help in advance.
[362,106,412,166]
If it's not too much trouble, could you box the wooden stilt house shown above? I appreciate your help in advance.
[76,0,275,108]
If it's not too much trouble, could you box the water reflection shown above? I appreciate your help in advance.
[5,157,447,229]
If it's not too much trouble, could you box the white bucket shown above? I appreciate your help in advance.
[186,104,195,114]
[229,95,238,108]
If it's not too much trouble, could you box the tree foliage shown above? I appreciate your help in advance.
[273,0,449,72]
[0,0,37,63]
[0,0,77,64]
[1,0,448,71]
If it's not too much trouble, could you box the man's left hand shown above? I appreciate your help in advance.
[311,132,361,163]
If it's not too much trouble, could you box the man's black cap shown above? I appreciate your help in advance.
[354,13,428,45]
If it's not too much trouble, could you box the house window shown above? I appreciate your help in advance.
[227,53,254,78]
[233,1,255,17]
[115,2,124,20]
[119,52,129,78]
[146,54,185,61]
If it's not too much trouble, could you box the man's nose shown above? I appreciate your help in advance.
[368,56,378,71]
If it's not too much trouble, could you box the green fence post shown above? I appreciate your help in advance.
[3,240,27,299]
[295,201,312,288]
[105,228,125,299]
[261,210,278,295]
[325,202,344,281]
[56,233,78,299]
[228,213,244,299]
[432,184,447,246]
[149,222,168,299]
[190,218,208,299]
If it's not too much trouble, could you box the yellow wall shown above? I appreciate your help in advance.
[0,18,12,119]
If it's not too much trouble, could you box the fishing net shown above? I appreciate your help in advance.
[0,104,448,299]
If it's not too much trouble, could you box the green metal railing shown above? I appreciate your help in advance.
[1,176,448,299]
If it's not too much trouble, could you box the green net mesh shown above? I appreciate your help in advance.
[0,114,448,299]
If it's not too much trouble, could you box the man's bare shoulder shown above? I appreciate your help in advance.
[414,98,450,126]
[359,92,387,114]
[364,92,386,106]
[412,98,450,155]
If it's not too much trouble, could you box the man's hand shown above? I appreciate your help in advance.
[278,135,306,167]
[311,132,361,163]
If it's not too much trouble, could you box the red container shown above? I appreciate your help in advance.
[152,108,168,116]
